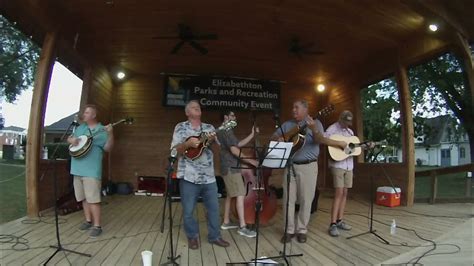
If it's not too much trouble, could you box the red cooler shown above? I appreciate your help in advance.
[376,186,401,207]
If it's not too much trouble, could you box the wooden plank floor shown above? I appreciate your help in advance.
[1,193,472,265]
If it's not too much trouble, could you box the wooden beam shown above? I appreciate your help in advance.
[396,60,416,207]
[80,66,92,110]
[452,32,474,113]
[26,31,57,217]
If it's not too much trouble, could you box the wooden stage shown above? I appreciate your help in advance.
[0,193,472,265]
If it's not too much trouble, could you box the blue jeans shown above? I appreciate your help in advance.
[179,180,221,241]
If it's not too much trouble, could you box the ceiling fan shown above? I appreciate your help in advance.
[153,24,218,55]
[289,37,325,59]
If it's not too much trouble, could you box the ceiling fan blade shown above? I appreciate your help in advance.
[153,36,180,39]
[189,41,208,55]
[171,41,185,54]
[300,42,315,50]
[304,50,325,55]
[193,34,218,40]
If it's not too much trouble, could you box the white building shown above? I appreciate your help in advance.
[398,116,471,166]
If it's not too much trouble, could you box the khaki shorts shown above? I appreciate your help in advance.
[223,172,246,198]
[331,168,353,188]
[74,176,102,203]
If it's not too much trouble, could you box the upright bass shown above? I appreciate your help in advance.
[231,114,277,226]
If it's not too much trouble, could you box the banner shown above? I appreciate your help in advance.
[163,75,281,111]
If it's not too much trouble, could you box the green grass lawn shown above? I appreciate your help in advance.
[415,166,471,199]
[0,160,26,224]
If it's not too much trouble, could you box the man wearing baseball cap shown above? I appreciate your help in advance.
[325,110,356,237]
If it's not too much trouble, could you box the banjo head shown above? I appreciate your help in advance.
[69,135,93,157]
[69,135,89,152]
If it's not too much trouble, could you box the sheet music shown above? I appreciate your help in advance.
[262,141,293,168]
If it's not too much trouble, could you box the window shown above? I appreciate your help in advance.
[460,147,466,159]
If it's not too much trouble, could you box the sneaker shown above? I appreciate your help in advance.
[89,226,103,238]
[328,224,339,237]
[296,233,307,243]
[336,220,352,230]
[78,222,92,231]
[221,222,239,230]
[238,227,257,238]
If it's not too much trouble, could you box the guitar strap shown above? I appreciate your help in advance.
[88,127,93,138]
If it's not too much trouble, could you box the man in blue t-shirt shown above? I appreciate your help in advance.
[68,104,114,238]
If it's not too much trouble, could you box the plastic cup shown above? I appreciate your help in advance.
[141,250,153,266]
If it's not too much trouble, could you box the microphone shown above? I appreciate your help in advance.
[169,147,178,163]
[273,108,281,128]
[72,114,79,133]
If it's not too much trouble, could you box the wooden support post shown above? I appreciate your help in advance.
[430,171,438,204]
[453,32,474,116]
[465,176,472,198]
[80,66,92,110]
[26,31,57,217]
[396,60,416,207]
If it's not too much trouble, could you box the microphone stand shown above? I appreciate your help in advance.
[43,121,91,265]
[160,149,180,265]
[265,113,303,265]
[346,145,389,244]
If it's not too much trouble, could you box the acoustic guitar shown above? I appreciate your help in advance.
[328,134,386,161]
[282,104,334,155]
[184,120,237,160]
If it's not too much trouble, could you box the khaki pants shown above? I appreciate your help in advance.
[282,161,318,234]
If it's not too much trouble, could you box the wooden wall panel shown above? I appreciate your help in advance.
[108,76,320,189]
[86,66,114,123]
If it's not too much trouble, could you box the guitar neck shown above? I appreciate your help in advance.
[90,120,126,137]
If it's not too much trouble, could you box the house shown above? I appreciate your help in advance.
[400,116,471,166]
[43,113,78,143]
[0,126,27,159]
[0,125,27,148]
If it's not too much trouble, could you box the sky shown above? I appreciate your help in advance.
[2,62,82,129]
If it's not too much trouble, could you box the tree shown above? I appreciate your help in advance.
[408,51,474,163]
[0,15,40,103]
[361,50,474,164]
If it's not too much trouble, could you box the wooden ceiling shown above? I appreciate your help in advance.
[2,0,473,86]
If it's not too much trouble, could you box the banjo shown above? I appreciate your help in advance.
[69,117,134,158]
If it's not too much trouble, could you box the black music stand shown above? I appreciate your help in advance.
[263,143,303,265]
[42,123,91,265]
[346,146,389,244]
[227,141,301,266]
[160,149,180,265]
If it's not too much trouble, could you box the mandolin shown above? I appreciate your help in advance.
[184,120,237,160]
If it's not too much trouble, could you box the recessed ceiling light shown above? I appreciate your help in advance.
[428,24,438,32]
[317,84,325,92]
[117,71,126,80]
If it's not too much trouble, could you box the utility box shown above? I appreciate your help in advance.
[2,145,14,160]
